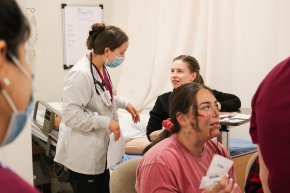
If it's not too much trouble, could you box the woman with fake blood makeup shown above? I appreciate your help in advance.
[136,83,241,193]
[147,55,241,142]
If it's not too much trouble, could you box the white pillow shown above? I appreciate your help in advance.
[118,110,149,141]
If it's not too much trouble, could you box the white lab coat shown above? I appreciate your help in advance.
[54,56,129,175]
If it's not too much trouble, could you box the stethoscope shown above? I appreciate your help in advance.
[89,52,112,96]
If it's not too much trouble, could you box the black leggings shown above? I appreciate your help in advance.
[69,169,110,193]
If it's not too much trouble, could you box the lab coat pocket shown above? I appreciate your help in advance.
[66,131,99,171]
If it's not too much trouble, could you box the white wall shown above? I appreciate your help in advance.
[25,0,107,102]
[25,0,130,103]
[0,121,34,184]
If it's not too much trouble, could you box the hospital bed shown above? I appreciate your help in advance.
[31,100,151,158]
[31,101,71,193]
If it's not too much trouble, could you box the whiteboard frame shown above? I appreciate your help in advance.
[61,4,103,69]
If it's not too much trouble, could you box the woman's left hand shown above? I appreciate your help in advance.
[204,175,240,193]
[126,103,140,123]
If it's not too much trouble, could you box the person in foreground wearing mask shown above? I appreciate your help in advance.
[54,23,139,193]
[147,55,241,142]
[136,83,241,193]
[0,0,39,192]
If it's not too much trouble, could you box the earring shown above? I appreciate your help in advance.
[3,77,10,86]
[0,77,10,89]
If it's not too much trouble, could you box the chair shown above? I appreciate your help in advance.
[244,151,258,183]
[232,151,257,189]
[110,158,141,193]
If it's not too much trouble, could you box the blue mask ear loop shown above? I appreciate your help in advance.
[0,78,18,112]
[2,53,32,112]
[8,53,31,80]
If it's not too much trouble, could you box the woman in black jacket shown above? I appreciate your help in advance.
[147,55,241,141]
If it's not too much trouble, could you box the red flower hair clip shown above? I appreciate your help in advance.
[162,118,174,131]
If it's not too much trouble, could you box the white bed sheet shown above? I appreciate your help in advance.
[118,109,149,141]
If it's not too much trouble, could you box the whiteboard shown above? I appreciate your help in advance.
[62,4,103,69]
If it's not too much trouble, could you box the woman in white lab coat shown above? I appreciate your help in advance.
[54,23,139,193]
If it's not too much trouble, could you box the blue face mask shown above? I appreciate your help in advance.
[1,98,33,146]
[105,56,124,68]
[0,53,33,146]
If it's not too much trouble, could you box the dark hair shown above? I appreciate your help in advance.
[143,82,213,154]
[0,0,30,60]
[86,23,128,54]
[173,55,204,84]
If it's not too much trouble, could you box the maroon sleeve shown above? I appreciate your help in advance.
[249,85,260,144]
[249,56,290,192]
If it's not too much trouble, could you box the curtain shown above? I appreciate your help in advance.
[106,0,290,112]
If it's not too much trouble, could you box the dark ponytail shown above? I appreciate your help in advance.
[195,74,204,84]
[143,130,172,154]
[86,23,128,54]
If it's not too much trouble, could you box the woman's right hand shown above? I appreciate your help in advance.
[109,120,121,141]
[149,129,164,142]
[204,176,240,193]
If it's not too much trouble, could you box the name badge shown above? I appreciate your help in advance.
[100,90,112,108]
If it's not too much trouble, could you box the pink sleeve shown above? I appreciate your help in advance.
[136,163,179,193]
